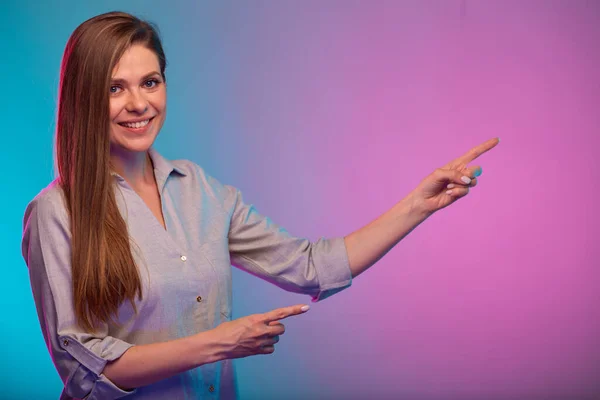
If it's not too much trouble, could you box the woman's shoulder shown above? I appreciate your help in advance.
[22,179,70,251]
[23,179,69,225]
[25,180,66,213]
[169,158,237,208]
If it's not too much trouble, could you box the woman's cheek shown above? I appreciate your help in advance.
[109,99,124,120]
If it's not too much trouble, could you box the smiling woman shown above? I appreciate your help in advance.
[21,9,499,400]
[21,10,351,400]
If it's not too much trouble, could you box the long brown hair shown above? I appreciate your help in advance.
[55,11,167,331]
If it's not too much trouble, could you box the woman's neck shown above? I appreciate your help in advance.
[110,146,156,188]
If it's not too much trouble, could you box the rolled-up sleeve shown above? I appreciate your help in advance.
[223,184,352,302]
[22,192,135,400]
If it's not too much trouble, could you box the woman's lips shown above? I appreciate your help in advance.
[118,116,155,133]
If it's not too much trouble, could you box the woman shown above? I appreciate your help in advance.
[21,11,499,400]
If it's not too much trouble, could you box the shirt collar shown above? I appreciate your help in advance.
[148,147,187,178]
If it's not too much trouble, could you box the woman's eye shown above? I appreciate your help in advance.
[144,79,159,88]
[109,85,121,94]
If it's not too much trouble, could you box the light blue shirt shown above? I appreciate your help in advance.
[21,147,353,399]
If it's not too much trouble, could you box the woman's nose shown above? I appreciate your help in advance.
[125,90,149,113]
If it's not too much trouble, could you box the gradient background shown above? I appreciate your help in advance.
[3,1,599,399]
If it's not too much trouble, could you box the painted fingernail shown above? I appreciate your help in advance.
[447,183,455,189]
[301,305,310,312]
[474,168,482,177]
[461,176,471,184]
[446,190,453,195]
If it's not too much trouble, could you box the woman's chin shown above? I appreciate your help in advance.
[109,137,157,154]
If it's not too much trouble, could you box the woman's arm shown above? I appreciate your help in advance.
[104,304,307,390]
[102,330,220,390]
[344,191,430,279]
[344,138,500,278]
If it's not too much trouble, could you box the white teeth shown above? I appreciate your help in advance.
[121,119,150,129]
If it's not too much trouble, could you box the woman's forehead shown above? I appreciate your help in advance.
[112,44,160,80]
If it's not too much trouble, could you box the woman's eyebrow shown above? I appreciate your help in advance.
[110,71,161,84]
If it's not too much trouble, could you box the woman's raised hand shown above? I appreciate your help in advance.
[212,304,310,360]
[411,137,500,215]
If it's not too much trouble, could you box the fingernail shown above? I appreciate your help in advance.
[461,176,471,184]
[447,183,455,189]
[446,190,453,195]
[301,305,310,312]
[474,168,482,177]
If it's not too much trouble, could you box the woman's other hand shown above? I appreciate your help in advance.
[211,304,310,359]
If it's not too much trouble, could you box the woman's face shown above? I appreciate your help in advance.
[109,44,166,154]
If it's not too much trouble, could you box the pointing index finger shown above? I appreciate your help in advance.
[456,137,500,165]
[262,304,310,324]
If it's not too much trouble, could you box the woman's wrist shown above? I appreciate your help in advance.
[190,329,229,367]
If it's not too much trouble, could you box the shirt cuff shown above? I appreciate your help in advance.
[310,236,353,302]
[85,374,136,400]
[59,335,136,399]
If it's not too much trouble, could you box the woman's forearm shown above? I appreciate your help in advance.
[103,329,224,390]
[344,190,431,278]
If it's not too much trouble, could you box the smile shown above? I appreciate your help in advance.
[118,117,155,129]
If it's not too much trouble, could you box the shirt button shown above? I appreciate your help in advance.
[208,385,215,393]
[63,339,69,347]
[180,255,187,262]
[196,296,202,303]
